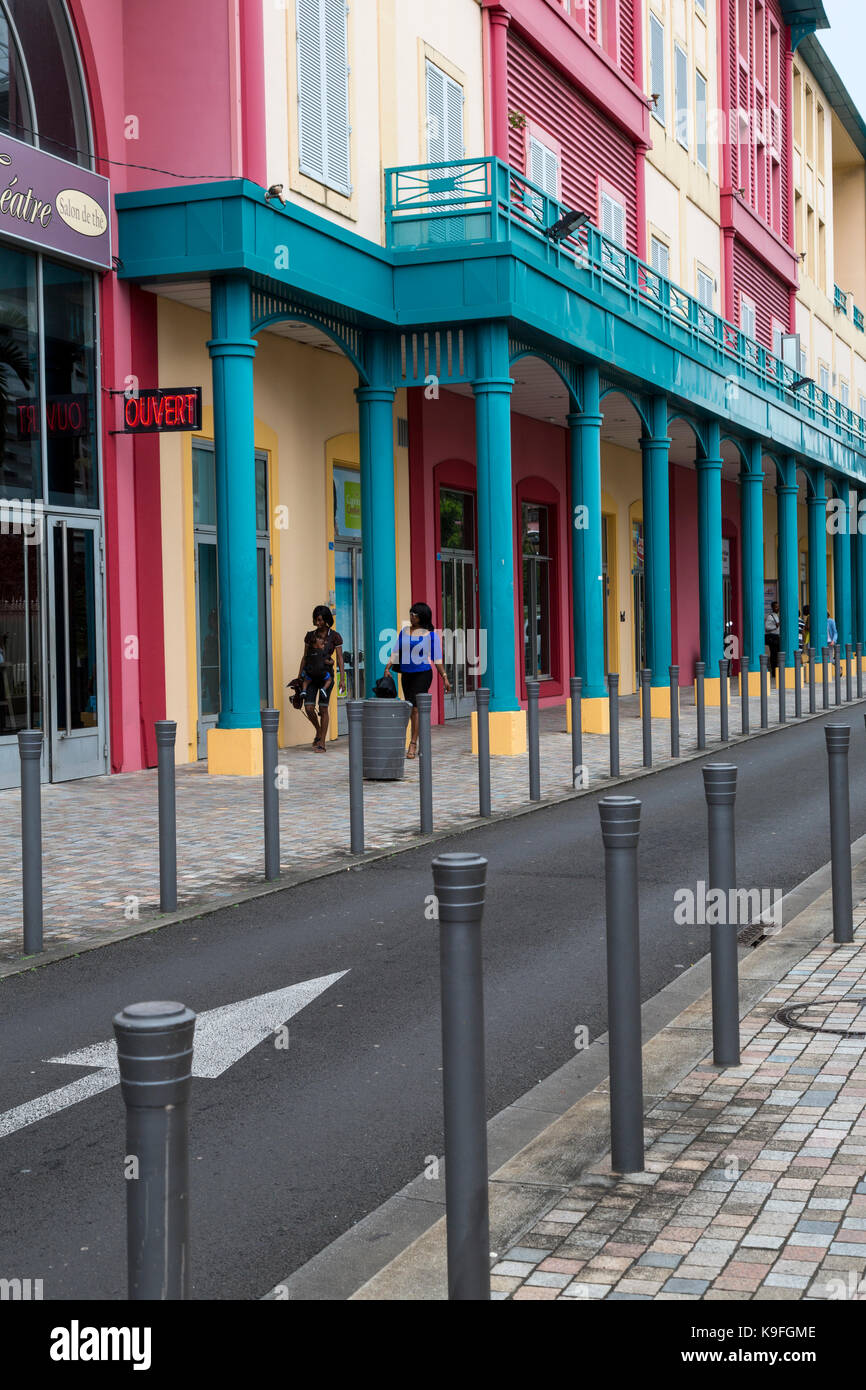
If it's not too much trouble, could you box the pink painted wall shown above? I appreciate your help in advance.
[63,1,268,770]
[670,464,742,680]
[408,388,571,724]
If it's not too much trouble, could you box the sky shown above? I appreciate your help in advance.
[818,1,866,122]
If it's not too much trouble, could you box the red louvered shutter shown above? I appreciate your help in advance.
[732,241,789,347]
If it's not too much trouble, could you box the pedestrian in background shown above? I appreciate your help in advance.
[384,602,451,759]
[765,600,780,682]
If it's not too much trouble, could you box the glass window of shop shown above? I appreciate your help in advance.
[2,0,90,165]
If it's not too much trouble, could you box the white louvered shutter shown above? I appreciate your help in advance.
[426,61,463,163]
[297,0,351,196]
[528,135,558,197]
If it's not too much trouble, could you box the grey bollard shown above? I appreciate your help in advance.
[825,727,854,944]
[808,647,816,714]
[347,700,365,854]
[527,679,541,802]
[155,721,177,914]
[858,643,864,700]
[794,651,802,719]
[18,730,43,955]
[608,673,620,776]
[778,653,787,724]
[834,646,842,707]
[476,687,492,818]
[641,668,652,768]
[114,1001,196,1300]
[821,646,829,710]
[669,666,680,758]
[695,662,706,750]
[570,676,583,789]
[719,659,730,743]
[740,657,750,736]
[261,709,281,881]
[702,764,740,1067]
[759,654,769,728]
[432,853,491,1300]
[417,693,434,833]
[598,797,645,1174]
[846,644,853,703]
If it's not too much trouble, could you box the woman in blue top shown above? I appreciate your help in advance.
[384,601,451,759]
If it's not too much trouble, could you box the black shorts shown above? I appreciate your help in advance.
[400,669,433,705]
[303,672,333,705]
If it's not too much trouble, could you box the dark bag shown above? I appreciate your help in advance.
[373,674,397,699]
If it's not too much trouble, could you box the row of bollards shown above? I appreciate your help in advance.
[104,709,860,1302]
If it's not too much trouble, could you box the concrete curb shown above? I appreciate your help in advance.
[261,832,866,1301]
[3,698,861,981]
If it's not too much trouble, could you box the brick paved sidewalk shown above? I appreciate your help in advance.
[496,923,866,1301]
[0,681,856,965]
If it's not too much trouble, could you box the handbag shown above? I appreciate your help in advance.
[373,674,397,699]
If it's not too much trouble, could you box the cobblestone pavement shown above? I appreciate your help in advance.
[0,681,857,963]
[497,921,866,1301]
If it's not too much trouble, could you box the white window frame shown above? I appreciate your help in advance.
[697,267,715,309]
[650,235,670,277]
[527,131,560,200]
[819,362,830,393]
[650,14,666,126]
[771,318,785,359]
[840,378,850,407]
[858,392,866,419]
[600,188,627,246]
[740,292,757,340]
[296,0,352,197]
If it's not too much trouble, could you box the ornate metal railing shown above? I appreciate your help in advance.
[385,158,866,450]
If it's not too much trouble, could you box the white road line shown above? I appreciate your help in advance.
[0,1071,119,1139]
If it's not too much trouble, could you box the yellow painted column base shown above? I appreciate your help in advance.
[470,709,527,756]
[580,695,610,735]
[640,684,672,719]
[743,671,761,697]
[698,676,722,707]
[207,726,263,776]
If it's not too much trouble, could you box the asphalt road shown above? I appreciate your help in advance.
[1,710,865,1301]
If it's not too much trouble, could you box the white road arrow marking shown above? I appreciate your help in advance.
[0,973,347,1140]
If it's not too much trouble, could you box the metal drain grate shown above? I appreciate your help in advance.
[775,996,866,1038]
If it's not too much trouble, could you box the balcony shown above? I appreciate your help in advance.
[855,305,865,333]
[835,284,849,315]
[385,158,866,451]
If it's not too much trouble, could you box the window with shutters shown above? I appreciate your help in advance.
[819,362,830,393]
[841,379,850,408]
[426,60,464,165]
[696,71,708,169]
[650,235,669,277]
[859,393,866,419]
[296,0,351,197]
[771,319,784,359]
[674,45,689,149]
[527,132,560,200]
[649,14,665,126]
[697,267,715,308]
[600,188,627,246]
[740,292,757,340]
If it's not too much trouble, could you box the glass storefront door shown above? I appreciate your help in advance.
[47,516,106,781]
[192,443,273,759]
[439,488,477,719]
[632,518,646,690]
[334,542,363,734]
[0,526,44,785]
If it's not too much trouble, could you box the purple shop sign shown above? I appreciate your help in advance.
[0,132,111,271]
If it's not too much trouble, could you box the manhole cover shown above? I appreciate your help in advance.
[775,996,866,1038]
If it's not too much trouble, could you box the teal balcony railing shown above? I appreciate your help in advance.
[835,284,849,314]
[855,305,865,332]
[385,157,866,450]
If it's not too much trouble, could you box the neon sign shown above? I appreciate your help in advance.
[121,388,202,434]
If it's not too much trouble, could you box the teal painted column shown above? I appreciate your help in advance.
[356,332,398,695]
[696,421,725,669]
[833,483,853,647]
[640,395,672,685]
[807,470,828,650]
[207,275,260,729]
[473,321,519,713]
[856,492,866,646]
[777,457,800,660]
[569,366,605,698]
[740,442,765,668]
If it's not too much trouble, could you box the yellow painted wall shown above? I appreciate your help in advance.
[156,297,407,761]
[263,0,484,246]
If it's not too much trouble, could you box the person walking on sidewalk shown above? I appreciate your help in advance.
[384,602,451,759]
[293,606,345,752]
[765,600,780,682]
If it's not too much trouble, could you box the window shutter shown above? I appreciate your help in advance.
[651,16,665,122]
[426,60,446,162]
[296,0,351,196]
[445,73,464,161]
[528,135,558,197]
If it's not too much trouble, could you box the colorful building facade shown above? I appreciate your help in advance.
[8,0,866,787]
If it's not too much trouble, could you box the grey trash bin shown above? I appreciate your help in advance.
[362,698,411,780]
